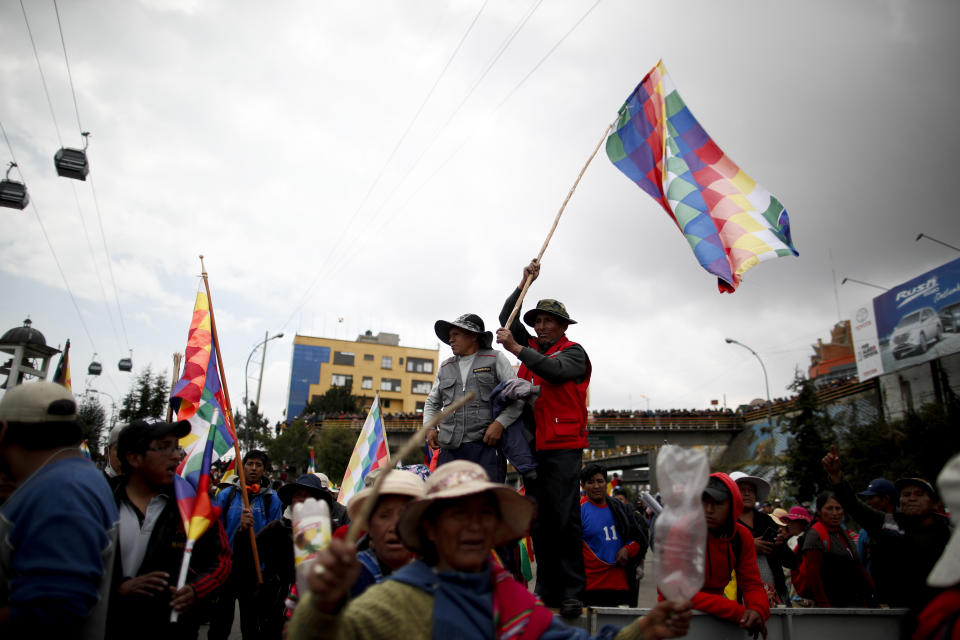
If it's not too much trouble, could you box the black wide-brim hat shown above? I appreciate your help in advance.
[434,313,493,350]
[522,299,577,328]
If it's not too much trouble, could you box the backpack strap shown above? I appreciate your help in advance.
[811,521,831,552]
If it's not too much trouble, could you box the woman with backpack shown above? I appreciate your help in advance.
[794,491,874,607]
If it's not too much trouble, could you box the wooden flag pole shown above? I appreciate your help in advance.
[344,392,476,546]
[199,255,263,584]
[504,123,615,329]
[166,352,183,422]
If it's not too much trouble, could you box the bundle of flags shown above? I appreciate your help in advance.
[53,339,71,390]
[79,439,91,459]
[169,292,237,536]
[307,447,316,473]
[337,394,390,505]
[606,60,797,292]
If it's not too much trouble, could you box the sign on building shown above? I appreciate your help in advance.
[851,256,960,380]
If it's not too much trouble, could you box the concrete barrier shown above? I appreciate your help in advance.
[586,607,909,640]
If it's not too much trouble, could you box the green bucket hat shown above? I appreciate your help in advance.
[522,299,577,327]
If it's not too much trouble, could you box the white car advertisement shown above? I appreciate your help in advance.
[853,256,960,380]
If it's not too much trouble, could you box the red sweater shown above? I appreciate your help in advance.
[660,473,770,624]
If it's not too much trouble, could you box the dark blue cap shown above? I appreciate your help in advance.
[858,477,897,497]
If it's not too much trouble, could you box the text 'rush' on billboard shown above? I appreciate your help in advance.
[851,257,960,381]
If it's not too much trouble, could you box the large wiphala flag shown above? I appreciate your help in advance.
[606,60,798,292]
[169,292,236,529]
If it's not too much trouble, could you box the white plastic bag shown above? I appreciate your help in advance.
[653,445,709,601]
[291,497,332,597]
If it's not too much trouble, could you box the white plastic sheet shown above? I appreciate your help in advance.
[653,445,709,601]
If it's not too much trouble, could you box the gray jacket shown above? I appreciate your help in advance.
[424,349,522,448]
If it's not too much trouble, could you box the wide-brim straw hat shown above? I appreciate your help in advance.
[771,508,789,527]
[927,453,960,587]
[347,469,426,521]
[729,471,771,503]
[398,460,535,553]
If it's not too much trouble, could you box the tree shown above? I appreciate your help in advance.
[118,366,169,422]
[840,401,960,493]
[77,394,107,462]
[265,419,313,472]
[237,402,272,451]
[314,426,357,484]
[783,375,836,502]
[304,385,358,417]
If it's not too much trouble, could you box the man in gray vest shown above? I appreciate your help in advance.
[424,313,524,482]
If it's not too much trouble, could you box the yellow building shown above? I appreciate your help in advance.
[287,331,439,418]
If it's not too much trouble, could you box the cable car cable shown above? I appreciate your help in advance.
[19,0,64,147]
[51,0,132,351]
[309,0,604,291]
[276,0,491,332]
[1,119,98,357]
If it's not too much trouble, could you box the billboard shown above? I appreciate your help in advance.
[851,257,960,380]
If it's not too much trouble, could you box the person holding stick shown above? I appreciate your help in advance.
[107,418,231,639]
[210,449,284,640]
[496,259,591,618]
[287,460,692,640]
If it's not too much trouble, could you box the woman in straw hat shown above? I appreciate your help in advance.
[346,469,425,597]
[287,461,691,640]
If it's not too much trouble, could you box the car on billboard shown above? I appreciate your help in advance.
[940,302,960,333]
[891,307,942,359]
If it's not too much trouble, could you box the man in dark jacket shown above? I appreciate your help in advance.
[579,465,645,606]
[109,418,231,640]
[497,259,592,617]
[823,446,952,608]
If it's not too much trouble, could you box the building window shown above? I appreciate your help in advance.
[382,399,391,408]
[361,376,373,390]
[411,380,432,395]
[380,378,401,392]
[363,354,374,361]
[381,356,393,370]
[415,401,425,413]
[331,374,353,388]
[406,357,433,374]
[333,351,355,366]
[399,357,404,365]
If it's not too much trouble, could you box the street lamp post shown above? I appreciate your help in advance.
[725,338,773,428]
[916,233,960,253]
[841,277,889,291]
[244,331,284,451]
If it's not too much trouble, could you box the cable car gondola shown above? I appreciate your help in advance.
[54,132,90,181]
[87,353,102,376]
[118,349,132,372]
[0,163,29,210]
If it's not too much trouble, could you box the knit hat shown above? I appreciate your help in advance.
[397,460,534,552]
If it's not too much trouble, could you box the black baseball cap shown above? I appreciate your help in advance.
[702,476,731,503]
[117,417,191,458]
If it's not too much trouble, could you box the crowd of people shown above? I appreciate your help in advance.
[1,259,957,640]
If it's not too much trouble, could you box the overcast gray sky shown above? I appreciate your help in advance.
[2,0,958,424]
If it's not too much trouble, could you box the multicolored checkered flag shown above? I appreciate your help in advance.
[337,394,390,505]
[606,60,797,292]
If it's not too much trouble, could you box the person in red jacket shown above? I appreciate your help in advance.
[695,473,769,637]
[497,259,591,618]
